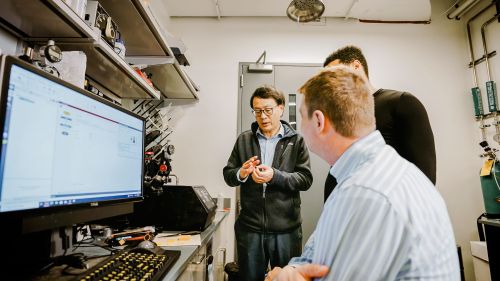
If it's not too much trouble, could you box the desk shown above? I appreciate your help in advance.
[477,215,500,281]
[32,211,228,281]
[162,211,228,280]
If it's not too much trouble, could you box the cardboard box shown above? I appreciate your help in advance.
[470,241,491,281]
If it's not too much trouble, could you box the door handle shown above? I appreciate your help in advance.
[191,253,206,265]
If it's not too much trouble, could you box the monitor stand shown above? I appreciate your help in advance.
[22,203,134,234]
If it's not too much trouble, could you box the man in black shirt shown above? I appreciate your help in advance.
[323,45,436,201]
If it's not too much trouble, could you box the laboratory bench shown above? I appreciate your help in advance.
[32,210,229,281]
[162,210,229,281]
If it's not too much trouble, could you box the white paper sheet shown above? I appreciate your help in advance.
[153,234,201,247]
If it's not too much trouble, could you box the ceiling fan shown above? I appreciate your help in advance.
[286,0,325,23]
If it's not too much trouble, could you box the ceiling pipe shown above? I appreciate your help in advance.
[480,12,500,142]
[358,19,430,24]
[214,0,221,20]
[344,0,358,20]
[455,0,483,19]
[480,12,500,82]
[447,0,482,20]
[465,2,494,141]
[466,2,494,87]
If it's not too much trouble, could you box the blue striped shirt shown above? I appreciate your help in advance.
[290,130,459,281]
[256,124,284,168]
[256,125,284,197]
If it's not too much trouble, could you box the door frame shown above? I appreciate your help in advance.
[237,62,322,135]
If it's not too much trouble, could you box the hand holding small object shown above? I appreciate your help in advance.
[252,164,273,184]
[240,156,260,178]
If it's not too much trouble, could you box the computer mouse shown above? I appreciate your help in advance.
[129,240,160,255]
[137,240,157,250]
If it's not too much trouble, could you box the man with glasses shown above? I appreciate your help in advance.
[223,85,313,281]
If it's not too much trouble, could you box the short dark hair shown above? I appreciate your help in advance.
[250,86,285,109]
[323,45,369,79]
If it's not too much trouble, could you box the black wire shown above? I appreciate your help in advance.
[37,261,55,273]
[155,230,201,238]
[73,225,95,252]
[73,236,94,251]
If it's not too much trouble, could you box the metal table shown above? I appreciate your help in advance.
[477,214,500,281]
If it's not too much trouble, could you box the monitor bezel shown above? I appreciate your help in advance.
[0,55,145,220]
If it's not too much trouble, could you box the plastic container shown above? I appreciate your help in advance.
[65,0,87,19]
[470,241,491,281]
[216,193,224,211]
[114,38,126,59]
[479,161,500,217]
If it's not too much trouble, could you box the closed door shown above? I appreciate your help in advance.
[238,63,329,245]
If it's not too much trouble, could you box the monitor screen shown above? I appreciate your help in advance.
[0,56,144,222]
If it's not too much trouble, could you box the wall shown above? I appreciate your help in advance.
[152,0,496,280]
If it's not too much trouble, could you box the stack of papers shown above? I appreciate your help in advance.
[153,234,201,247]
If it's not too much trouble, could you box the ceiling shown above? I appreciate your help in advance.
[161,0,432,22]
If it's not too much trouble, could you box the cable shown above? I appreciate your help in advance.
[155,230,200,238]
[73,225,95,252]
[72,236,95,252]
[37,261,56,273]
[39,253,88,274]
[59,253,87,269]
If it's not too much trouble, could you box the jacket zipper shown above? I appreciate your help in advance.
[255,130,291,233]
[253,134,267,232]
[263,194,267,233]
[263,140,286,232]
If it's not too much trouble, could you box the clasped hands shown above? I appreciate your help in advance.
[239,156,273,184]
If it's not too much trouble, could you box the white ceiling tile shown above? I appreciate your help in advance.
[160,0,431,21]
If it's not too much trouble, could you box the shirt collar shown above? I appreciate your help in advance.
[330,130,385,183]
[257,124,284,139]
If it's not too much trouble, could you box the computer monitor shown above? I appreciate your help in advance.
[0,55,145,234]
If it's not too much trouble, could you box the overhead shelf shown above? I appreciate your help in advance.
[0,0,199,100]
[99,0,199,100]
[145,62,198,99]
[0,0,95,40]
[98,0,172,57]
[59,39,161,99]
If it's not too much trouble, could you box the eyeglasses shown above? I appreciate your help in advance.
[252,106,277,117]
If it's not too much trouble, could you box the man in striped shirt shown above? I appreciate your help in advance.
[265,66,460,281]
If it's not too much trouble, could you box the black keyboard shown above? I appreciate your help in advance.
[75,247,180,281]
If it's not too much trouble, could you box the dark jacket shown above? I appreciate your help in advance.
[374,89,436,184]
[223,120,313,233]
